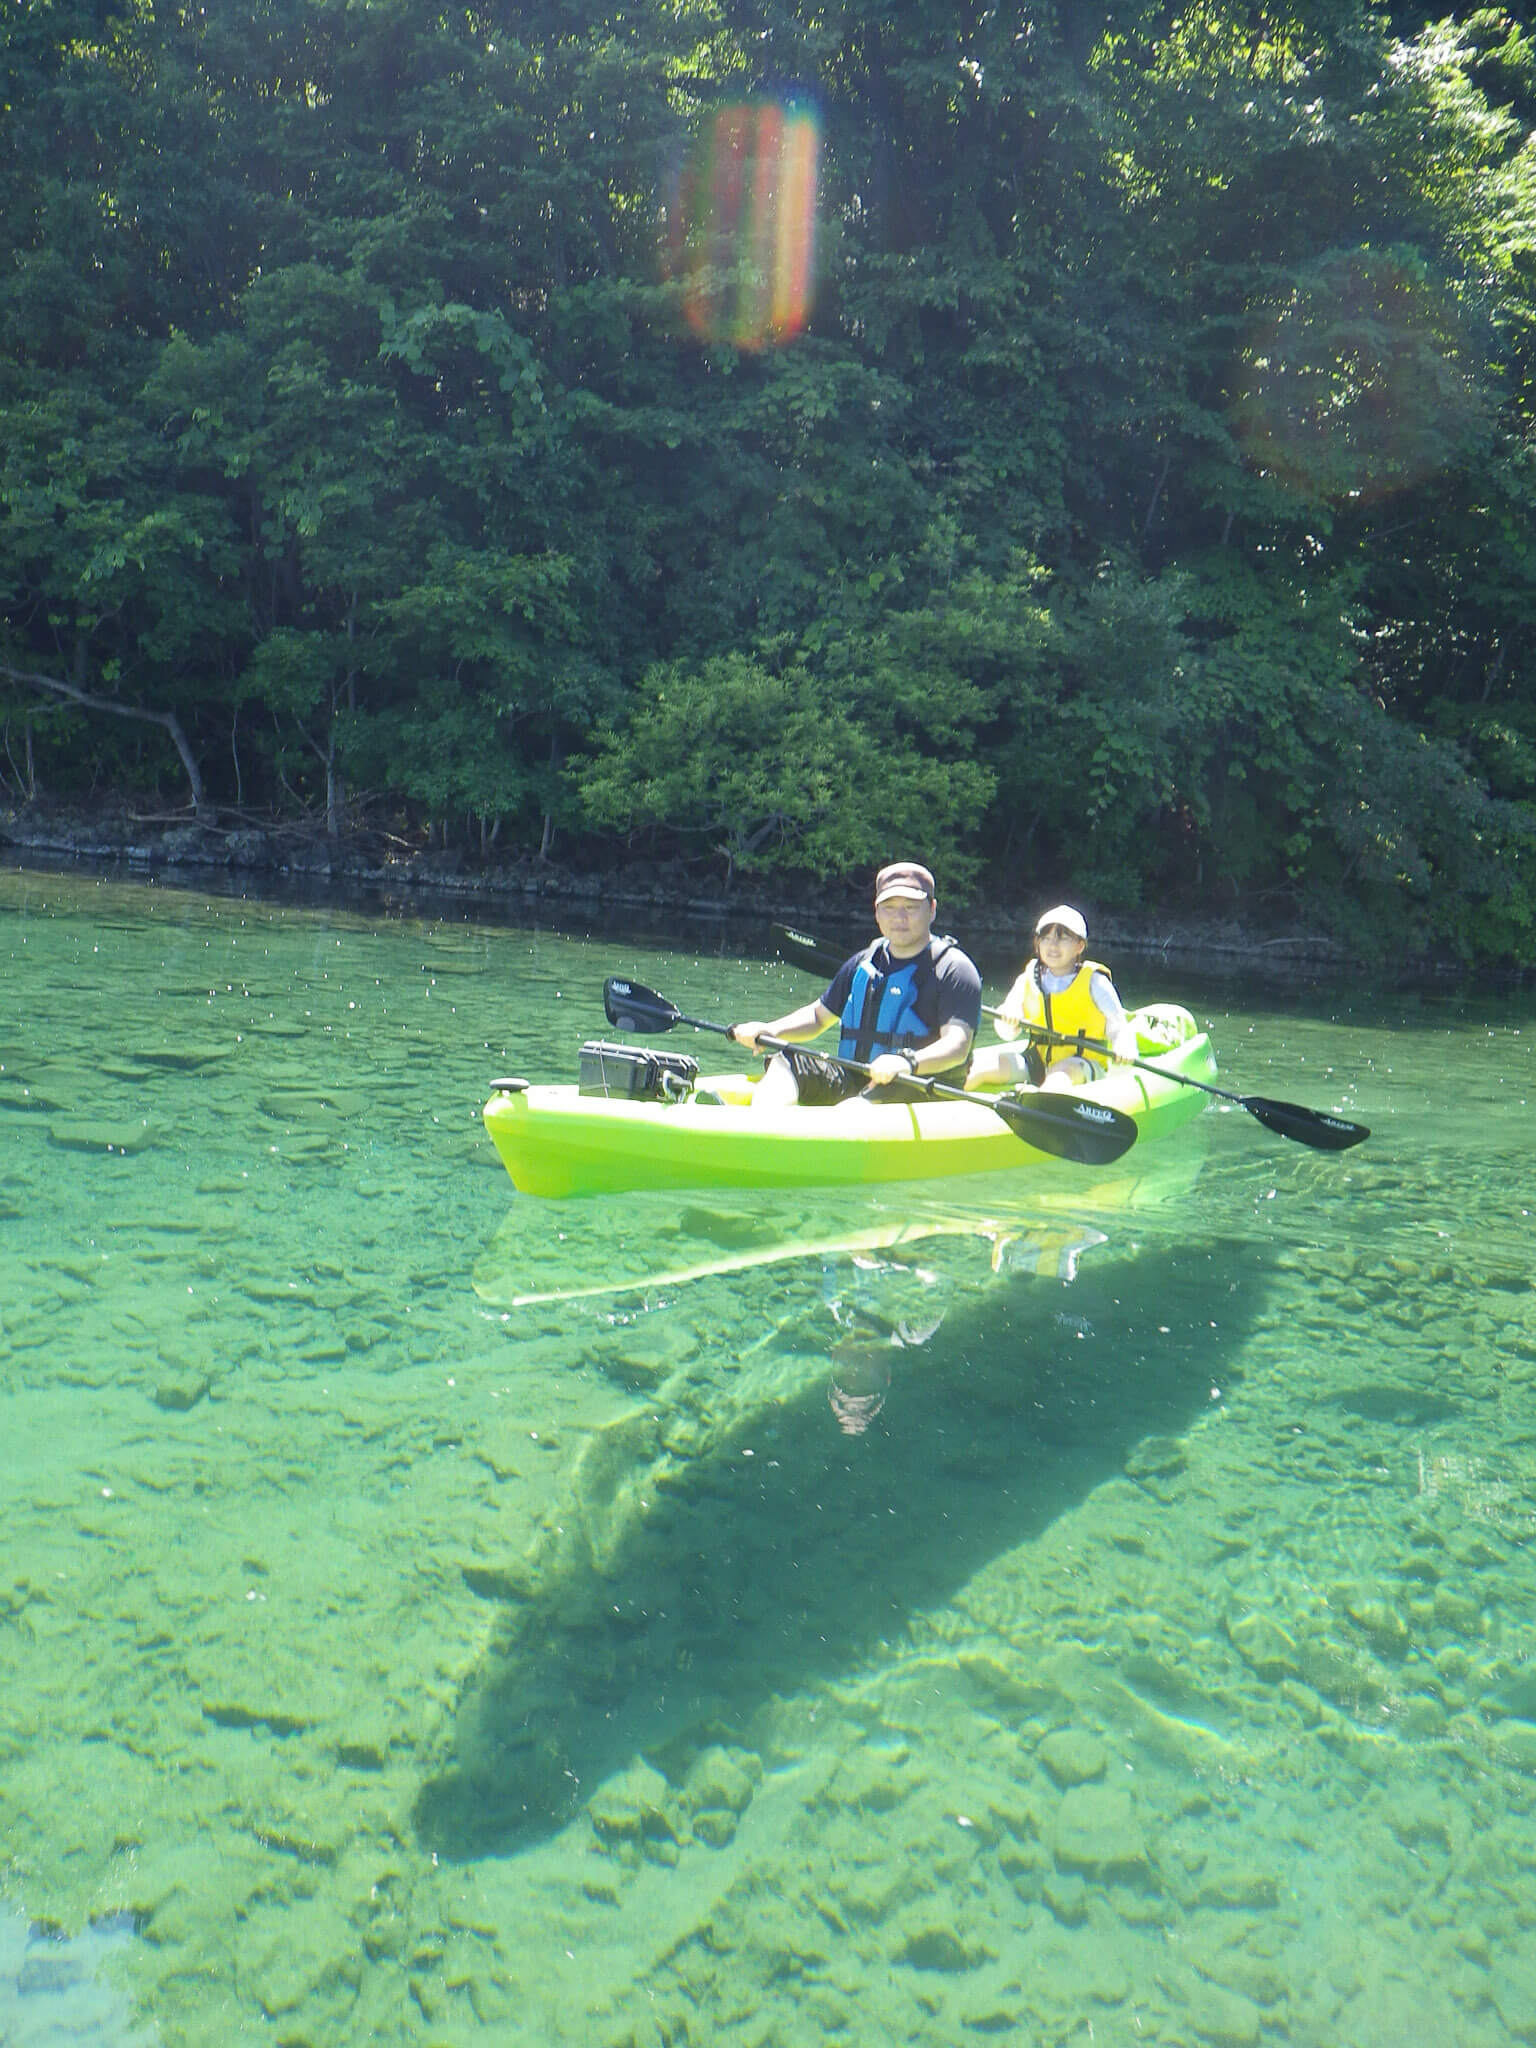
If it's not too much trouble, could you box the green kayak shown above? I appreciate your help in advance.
[483,1004,1215,1200]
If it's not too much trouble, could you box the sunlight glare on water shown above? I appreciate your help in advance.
[2,864,1535,2046]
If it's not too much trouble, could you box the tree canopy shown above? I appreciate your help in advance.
[4,1,1536,962]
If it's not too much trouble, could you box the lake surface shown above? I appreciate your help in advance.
[2,860,1534,2047]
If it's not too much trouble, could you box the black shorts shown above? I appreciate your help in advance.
[782,1050,865,1106]
[782,1049,970,1107]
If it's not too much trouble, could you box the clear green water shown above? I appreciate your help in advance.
[2,862,1534,2047]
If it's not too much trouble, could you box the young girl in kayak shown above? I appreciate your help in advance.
[970,904,1138,1092]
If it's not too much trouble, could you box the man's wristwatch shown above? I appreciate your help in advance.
[897,1049,919,1073]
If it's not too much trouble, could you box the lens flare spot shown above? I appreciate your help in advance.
[1228,248,1487,504]
[661,102,820,350]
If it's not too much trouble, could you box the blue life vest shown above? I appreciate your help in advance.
[837,938,954,1063]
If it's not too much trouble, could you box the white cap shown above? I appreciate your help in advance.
[1035,904,1087,940]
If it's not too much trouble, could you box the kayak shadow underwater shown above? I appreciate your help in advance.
[415,1235,1270,1860]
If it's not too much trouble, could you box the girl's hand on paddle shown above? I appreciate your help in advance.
[994,978,1029,1041]
[1109,1026,1138,1066]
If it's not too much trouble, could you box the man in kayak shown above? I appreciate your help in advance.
[729,861,982,1106]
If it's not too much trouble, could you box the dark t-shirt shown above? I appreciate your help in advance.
[823,935,983,1054]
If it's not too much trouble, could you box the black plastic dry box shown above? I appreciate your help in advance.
[578,1040,699,1101]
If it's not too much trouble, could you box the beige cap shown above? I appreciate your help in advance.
[874,862,936,905]
[1035,904,1088,940]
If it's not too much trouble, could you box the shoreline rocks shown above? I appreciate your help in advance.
[2,803,1373,977]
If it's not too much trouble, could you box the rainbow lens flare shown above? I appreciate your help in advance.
[662,102,820,349]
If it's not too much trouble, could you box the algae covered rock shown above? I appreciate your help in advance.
[1186,1978,1263,2048]
[1038,1727,1109,1787]
[588,1760,676,1847]
[1225,1610,1300,1683]
[1051,1784,1152,1884]
[894,1923,983,1972]
[1488,1719,1536,1774]
[690,1809,738,1849]
[1124,1435,1188,1481]
[682,1744,759,1817]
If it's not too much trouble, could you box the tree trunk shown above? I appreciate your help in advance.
[326,745,345,838]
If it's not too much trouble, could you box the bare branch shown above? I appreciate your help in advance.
[0,661,206,816]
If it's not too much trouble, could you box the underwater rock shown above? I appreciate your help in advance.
[459,1557,537,1603]
[1043,1871,1089,1925]
[1489,1661,1536,1723]
[690,1810,737,1849]
[1293,1634,1388,1717]
[1185,1977,1263,2048]
[821,1750,923,1816]
[957,1651,1055,1713]
[674,1204,782,1250]
[1488,1719,1536,1774]
[1431,1585,1483,1633]
[136,1041,233,1070]
[47,1117,153,1154]
[1225,1610,1301,1683]
[1193,1864,1280,1910]
[1339,1590,1410,1659]
[246,1898,361,2020]
[682,1745,758,1817]
[0,1905,153,2047]
[1186,1931,1288,2008]
[958,1995,1032,2036]
[1445,1526,1509,1570]
[1487,1951,1536,2038]
[1398,1694,1447,1738]
[334,1709,392,1772]
[894,1924,981,1972]
[153,1371,211,1412]
[1050,1785,1152,1885]
[1124,1435,1187,1481]
[830,1861,921,1925]
[588,1761,677,1847]
[1038,1728,1108,1787]
[1383,1794,1453,1854]
[588,1320,700,1389]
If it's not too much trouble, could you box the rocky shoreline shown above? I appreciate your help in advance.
[1,802,1357,977]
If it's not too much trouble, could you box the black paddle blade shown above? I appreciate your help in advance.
[1243,1097,1370,1151]
[603,976,679,1034]
[991,1090,1139,1166]
[774,921,832,963]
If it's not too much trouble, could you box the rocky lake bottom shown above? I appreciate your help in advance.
[2,861,1534,2045]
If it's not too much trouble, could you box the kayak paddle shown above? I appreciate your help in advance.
[772,921,1370,1153]
[602,976,1138,1167]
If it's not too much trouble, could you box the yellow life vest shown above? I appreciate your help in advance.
[1012,960,1112,1073]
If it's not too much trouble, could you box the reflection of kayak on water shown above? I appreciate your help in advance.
[476,1197,1004,1309]
[472,1148,1198,1311]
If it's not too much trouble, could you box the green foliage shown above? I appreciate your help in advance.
[340,685,541,833]
[1322,692,1536,963]
[4,0,1536,959]
[573,653,993,890]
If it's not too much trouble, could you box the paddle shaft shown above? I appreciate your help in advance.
[660,1004,999,1112]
